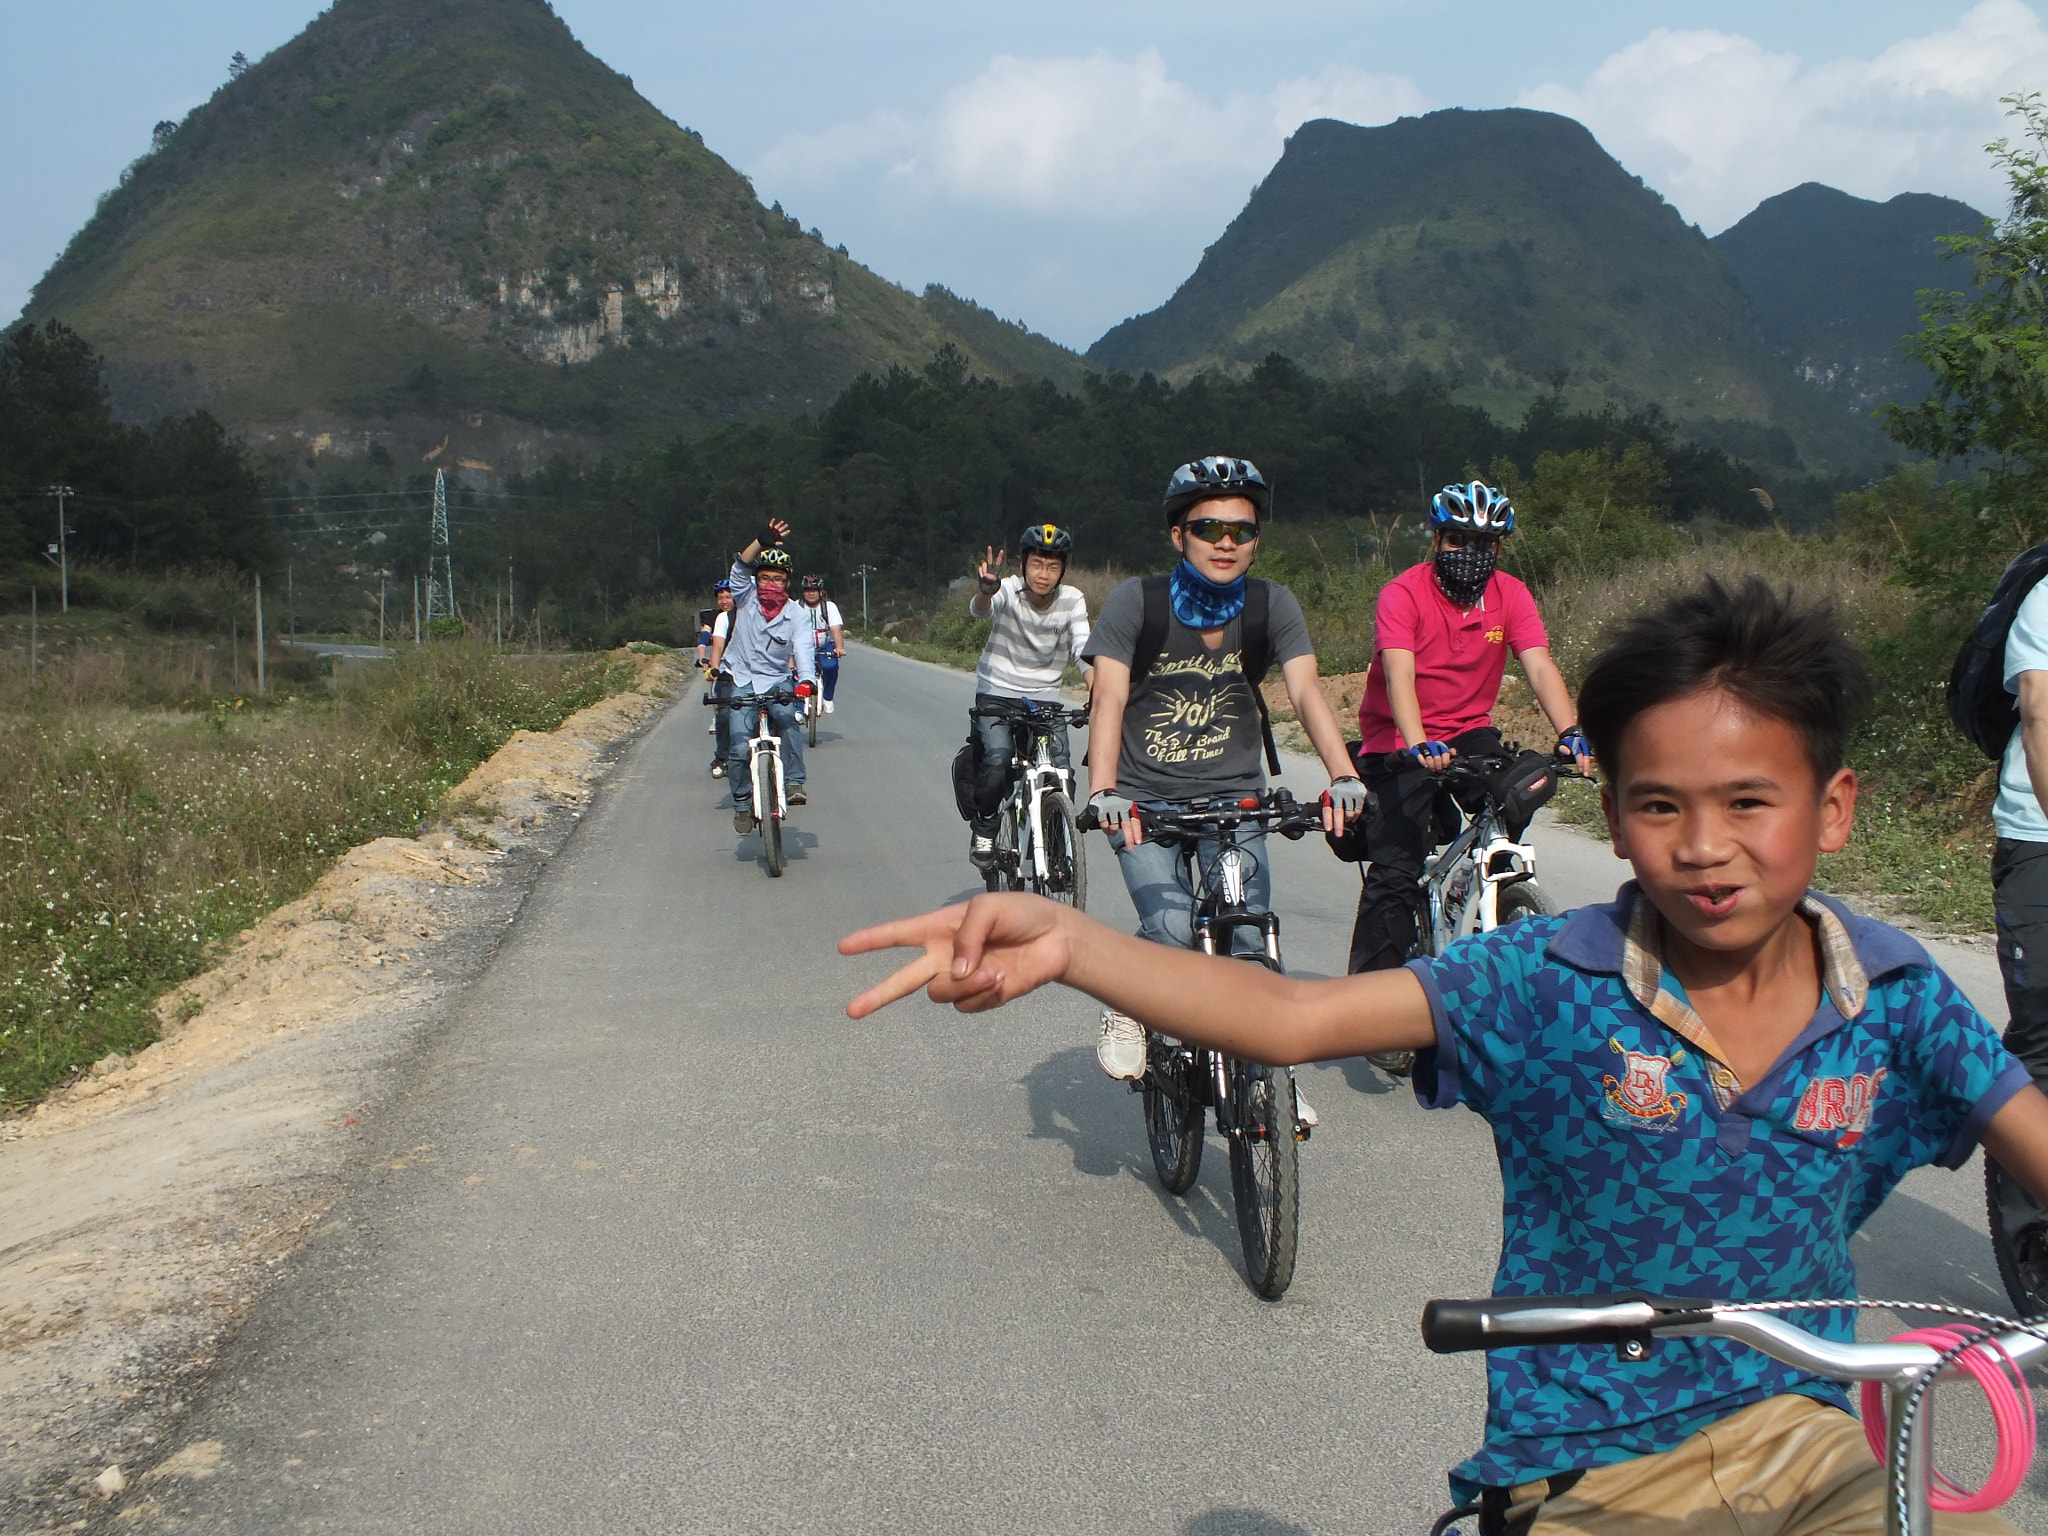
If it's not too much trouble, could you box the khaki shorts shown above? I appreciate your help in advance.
[1502,1394,2023,1535]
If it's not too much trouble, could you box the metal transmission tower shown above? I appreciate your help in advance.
[425,469,457,626]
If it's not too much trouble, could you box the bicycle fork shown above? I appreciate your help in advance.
[1194,910,1301,1144]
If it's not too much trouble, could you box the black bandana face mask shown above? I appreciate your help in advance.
[1434,544,1497,606]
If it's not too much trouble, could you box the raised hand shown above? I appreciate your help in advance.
[767,518,791,543]
[841,894,1076,1018]
[976,545,1006,585]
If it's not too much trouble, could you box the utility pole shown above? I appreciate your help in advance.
[378,577,386,646]
[853,564,876,631]
[45,486,72,612]
[232,616,239,690]
[507,560,515,649]
[495,582,502,652]
[254,574,267,698]
[287,562,296,645]
[29,588,36,681]
[413,576,421,644]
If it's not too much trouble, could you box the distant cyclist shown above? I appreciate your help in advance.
[1084,456,1366,1109]
[702,580,736,777]
[966,525,1093,870]
[725,519,818,832]
[1345,481,1590,985]
[800,576,847,714]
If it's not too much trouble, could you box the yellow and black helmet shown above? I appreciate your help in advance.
[1019,523,1073,557]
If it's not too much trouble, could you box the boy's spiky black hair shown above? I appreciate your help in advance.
[1578,576,1871,785]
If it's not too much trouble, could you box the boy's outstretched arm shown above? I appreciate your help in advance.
[1981,1085,2048,1206]
[841,894,1436,1067]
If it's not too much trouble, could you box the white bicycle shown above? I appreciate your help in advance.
[972,699,1088,908]
[706,683,811,877]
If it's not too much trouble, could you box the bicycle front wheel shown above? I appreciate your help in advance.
[1495,879,1556,929]
[807,698,820,748]
[764,811,785,876]
[1987,1153,2048,1316]
[1142,1033,1203,1193]
[1037,791,1086,909]
[1226,1060,1300,1299]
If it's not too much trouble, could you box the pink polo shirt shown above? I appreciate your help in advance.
[1358,563,1548,752]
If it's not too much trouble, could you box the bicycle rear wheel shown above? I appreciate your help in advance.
[1037,791,1086,910]
[1987,1153,2048,1316]
[1226,1059,1300,1299]
[1142,1033,1204,1193]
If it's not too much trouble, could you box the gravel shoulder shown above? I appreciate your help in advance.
[0,651,684,1531]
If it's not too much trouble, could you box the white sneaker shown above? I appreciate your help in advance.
[1292,1079,1318,1128]
[823,699,835,714]
[969,833,995,870]
[1097,1009,1146,1080]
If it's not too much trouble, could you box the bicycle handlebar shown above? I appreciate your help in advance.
[1421,1294,2048,1381]
[968,700,1091,728]
[1078,788,1323,841]
[701,685,808,707]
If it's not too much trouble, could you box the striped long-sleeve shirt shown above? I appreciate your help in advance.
[974,577,1090,701]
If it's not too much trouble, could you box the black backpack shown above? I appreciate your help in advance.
[1128,574,1282,773]
[1949,541,2048,759]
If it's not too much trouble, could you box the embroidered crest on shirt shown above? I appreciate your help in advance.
[1601,1039,1689,1129]
[1793,1068,1889,1148]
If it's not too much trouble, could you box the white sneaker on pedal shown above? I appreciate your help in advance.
[1097,1009,1146,1080]
[1292,1081,1318,1128]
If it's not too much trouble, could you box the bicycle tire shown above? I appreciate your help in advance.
[1143,1033,1204,1193]
[1038,791,1086,910]
[984,799,1019,892]
[1495,880,1556,927]
[1986,1152,2048,1316]
[1226,1059,1300,1298]
[764,810,784,876]
[807,698,820,748]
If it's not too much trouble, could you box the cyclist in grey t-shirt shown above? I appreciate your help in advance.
[1081,456,1367,1098]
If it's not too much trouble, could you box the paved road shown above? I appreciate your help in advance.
[132,644,2047,1533]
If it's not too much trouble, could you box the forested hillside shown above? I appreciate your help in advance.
[22,0,1079,471]
[1712,184,1986,414]
[1087,110,1890,477]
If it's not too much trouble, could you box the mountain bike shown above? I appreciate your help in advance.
[1087,788,1322,1299]
[1370,749,1580,1076]
[970,699,1089,907]
[705,683,810,877]
[1421,1292,2047,1536]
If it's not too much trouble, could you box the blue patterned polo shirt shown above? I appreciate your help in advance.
[1407,883,2028,1500]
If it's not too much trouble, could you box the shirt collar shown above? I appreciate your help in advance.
[1550,883,1927,1073]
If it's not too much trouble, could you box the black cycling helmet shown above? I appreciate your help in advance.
[755,546,794,575]
[1018,523,1073,558]
[1162,455,1268,526]
[800,573,826,592]
[1430,480,1516,535]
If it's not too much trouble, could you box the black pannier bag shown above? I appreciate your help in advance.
[951,737,978,822]
[1489,750,1559,840]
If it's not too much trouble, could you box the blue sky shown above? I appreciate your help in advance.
[2,0,2036,350]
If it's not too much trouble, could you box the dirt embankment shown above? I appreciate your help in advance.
[0,648,684,1530]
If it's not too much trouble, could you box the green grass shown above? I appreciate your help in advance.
[0,634,629,1108]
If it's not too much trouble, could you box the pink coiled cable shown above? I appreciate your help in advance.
[1860,1326,2037,1513]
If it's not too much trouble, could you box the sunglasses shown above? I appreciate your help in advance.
[1439,530,1502,551]
[1181,516,1261,548]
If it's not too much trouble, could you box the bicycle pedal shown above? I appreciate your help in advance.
[1294,1123,1312,1143]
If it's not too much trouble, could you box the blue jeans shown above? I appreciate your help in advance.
[728,691,806,809]
[711,672,738,765]
[971,692,1072,826]
[1112,815,1270,955]
[819,654,840,702]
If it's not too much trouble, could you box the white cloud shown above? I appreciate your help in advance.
[1518,0,2047,231]
[752,50,1426,219]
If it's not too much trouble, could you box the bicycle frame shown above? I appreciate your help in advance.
[1008,733,1072,885]
[1418,807,1541,952]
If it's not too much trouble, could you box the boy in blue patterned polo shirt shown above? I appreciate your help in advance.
[844,576,2048,1534]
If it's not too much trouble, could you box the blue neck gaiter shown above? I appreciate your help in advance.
[1169,560,1247,628]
